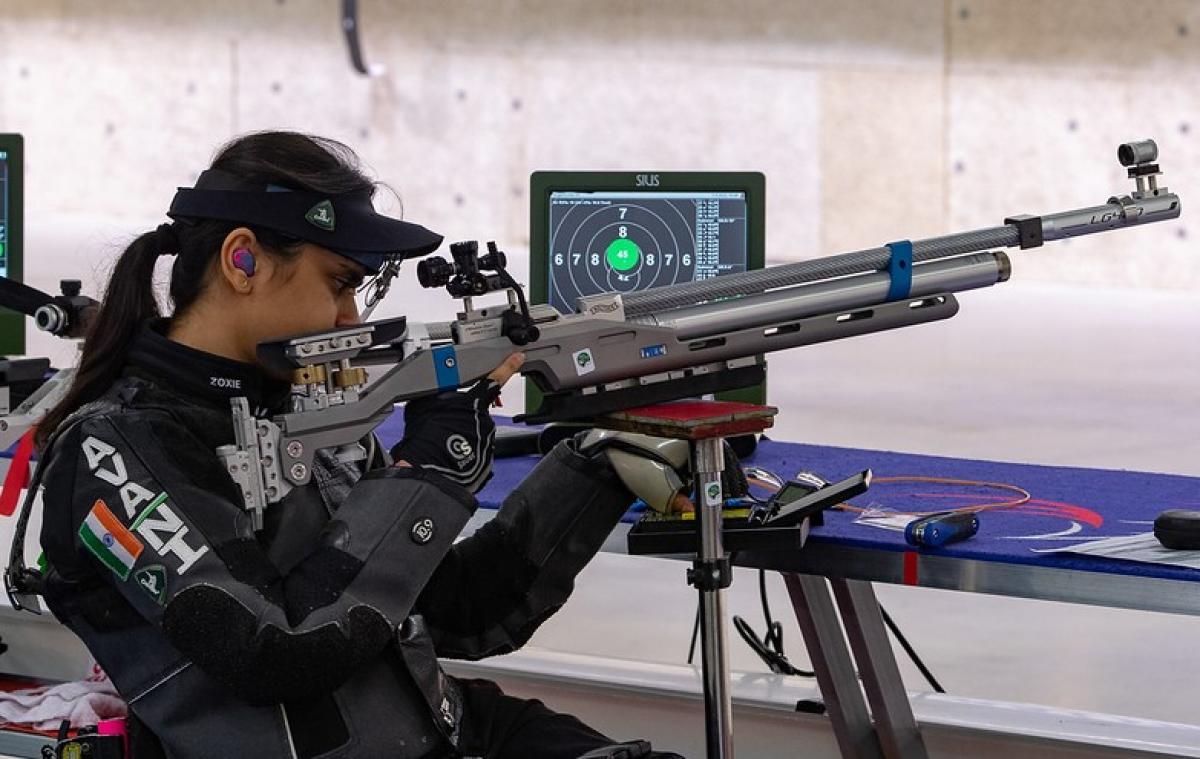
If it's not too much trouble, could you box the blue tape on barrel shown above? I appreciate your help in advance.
[886,240,914,301]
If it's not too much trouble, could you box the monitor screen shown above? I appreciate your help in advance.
[528,171,765,409]
[0,145,11,280]
[545,190,749,315]
[0,134,24,355]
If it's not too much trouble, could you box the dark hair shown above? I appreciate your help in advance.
[35,131,377,450]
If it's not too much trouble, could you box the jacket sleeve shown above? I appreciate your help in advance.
[41,410,476,705]
[414,436,632,659]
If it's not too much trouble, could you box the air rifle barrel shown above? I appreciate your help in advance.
[632,251,1008,340]
[620,191,1179,317]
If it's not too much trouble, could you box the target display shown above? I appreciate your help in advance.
[0,134,23,354]
[547,191,748,314]
[0,149,8,279]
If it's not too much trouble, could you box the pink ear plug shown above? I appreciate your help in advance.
[232,248,256,276]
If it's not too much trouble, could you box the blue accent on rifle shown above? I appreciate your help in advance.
[885,240,914,301]
[432,345,461,390]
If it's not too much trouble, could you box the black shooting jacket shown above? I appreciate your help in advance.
[37,322,633,758]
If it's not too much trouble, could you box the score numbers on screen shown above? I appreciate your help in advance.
[547,194,734,315]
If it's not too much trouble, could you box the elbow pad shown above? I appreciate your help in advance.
[160,467,476,703]
[579,429,750,513]
[579,430,691,513]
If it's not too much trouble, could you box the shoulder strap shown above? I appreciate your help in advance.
[4,397,122,611]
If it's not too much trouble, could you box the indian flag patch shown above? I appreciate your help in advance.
[79,499,144,581]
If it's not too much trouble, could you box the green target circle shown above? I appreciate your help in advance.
[605,238,641,272]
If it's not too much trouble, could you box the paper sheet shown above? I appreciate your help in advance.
[1037,532,1200,570]
[853,506,920,533]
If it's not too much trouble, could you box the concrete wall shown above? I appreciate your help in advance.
[0,0,1195,361]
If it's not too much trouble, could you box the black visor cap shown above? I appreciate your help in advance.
[167,170,443,274]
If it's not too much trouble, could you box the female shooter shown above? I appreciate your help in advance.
[32,132,687,759]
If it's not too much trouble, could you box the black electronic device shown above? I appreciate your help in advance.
[1153,509,1200,550]
[628,470,869,556]
[627,512,810,556]
[0,134,25,355]
[748,470,872,527]
[528,171,766,414]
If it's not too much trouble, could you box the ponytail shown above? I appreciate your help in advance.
[34,130,378,452]
[34,225,172,450]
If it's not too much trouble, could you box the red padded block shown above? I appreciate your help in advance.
[601,400,778,440]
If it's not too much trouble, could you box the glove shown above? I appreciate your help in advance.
[390,379,500,493]
[579,430,748,514]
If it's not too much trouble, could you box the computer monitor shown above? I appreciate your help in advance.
[529,171,765,410]
[0,135,24,355]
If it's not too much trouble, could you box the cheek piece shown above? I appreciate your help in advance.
[232,248,257,277]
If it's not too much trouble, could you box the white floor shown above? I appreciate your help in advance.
[513,279,1200,725]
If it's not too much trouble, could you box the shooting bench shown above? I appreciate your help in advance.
[591,400,925,759]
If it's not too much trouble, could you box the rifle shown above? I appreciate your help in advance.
[212,139,1179,530]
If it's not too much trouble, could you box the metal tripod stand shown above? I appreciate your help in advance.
[599,400,779,759]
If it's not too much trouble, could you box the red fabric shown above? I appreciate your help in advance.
[0,674,70,737]
[0,675,50,693]
[0,429,35,517]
